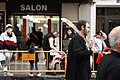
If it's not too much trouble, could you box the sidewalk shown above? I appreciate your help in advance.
[0,60,65,80]
[0,72,65,80]
[0,72,96,80]
[0,60,96,80]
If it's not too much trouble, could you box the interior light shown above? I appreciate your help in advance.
[43,24,48,28]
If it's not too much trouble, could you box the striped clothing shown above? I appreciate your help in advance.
[0,31,17,50]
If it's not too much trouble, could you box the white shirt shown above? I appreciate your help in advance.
[93,37,103,52]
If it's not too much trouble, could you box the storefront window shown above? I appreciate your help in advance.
[96,8,105,15]
[96,17,105,32]
[106,8,120,15]
[10,15,60,50]
[117,0,120,3]
[62,22,75,52]
[0,11,5,34]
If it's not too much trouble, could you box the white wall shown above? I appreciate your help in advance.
[96,0,120,7]
[79,3,91,22]
[79,3,96,38]
[62,3,79,21]
[95,0,116,3]
[62,3,96,38]
[90,3,96,38]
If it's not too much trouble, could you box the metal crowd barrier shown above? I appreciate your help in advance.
[0,50,111,77]
[0,50,67,76]
[91,51,111,73]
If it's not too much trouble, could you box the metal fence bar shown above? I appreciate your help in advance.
[0,50,67,76]
[91,51,111,74]
[0,50,111,76]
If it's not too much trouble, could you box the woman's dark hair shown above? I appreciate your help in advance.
[76,20,89,30]
[30,43,35,48]
[96,32,103,36]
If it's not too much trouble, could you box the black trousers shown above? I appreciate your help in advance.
[43,49,53,70]
[94,53,98,71]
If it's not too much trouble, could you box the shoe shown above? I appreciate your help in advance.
[37,73,41,77]
[4,72,7,76]
[3,67,7,71]
[91,73,96,78]
[29,73,33,77]
[4,72,13,76]
[7,72,14,76]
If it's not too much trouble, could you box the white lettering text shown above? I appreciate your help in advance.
[20,4,48,11]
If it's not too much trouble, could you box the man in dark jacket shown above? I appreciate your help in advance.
[36,27,43,48]
[96,26,120,80]
[27,27,43,76]
[42,31,59,73]
[28,27,43,48]
[66,20,91,80]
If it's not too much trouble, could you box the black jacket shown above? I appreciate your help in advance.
[42,33,55,50]
[96,50,120,80]
[29,31,43,48]
[66,34,91,80]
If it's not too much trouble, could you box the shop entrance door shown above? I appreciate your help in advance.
[104,18,120,47]
[108,19,120,33]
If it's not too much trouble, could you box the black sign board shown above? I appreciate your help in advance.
[0,0,6,2]
[7,0,61,15]
[62,0,92,3]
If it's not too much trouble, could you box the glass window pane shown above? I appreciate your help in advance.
[96,8,105,15]
[9,15,60,50]
[106,8,120,15]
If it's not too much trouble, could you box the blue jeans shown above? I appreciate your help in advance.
[29,53,40,74]
[30,62,40,74]
[29,48,40,74]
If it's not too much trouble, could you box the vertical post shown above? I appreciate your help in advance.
[46,52,48,70]
[39,51,43,70]
[64,53,67,77]
[34,52,35,72]
[22,19,26,42]
[48,19,51,33]
[92,52,94,72]
[22,53,23,71]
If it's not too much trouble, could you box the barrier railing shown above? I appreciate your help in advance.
[0,50,111,77]
[0,50,67,76]
[91,51,111,73]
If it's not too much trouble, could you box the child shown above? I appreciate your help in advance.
[28,43,41,77]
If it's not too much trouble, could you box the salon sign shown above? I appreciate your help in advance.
[20,4,47,11]
[7,0,61,15]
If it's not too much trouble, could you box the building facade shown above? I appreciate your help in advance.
[0,0,120,51]
[62,0,120,47]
